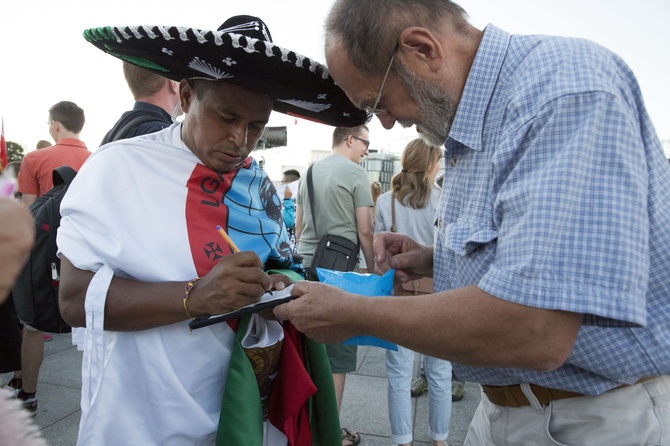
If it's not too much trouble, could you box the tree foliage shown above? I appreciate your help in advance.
[6,141,25,162]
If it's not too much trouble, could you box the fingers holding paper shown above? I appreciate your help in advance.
[269,272,293,291]
[188,251,273,317]
[273,281,365,344]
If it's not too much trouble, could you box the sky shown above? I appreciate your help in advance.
[1,0,669,159]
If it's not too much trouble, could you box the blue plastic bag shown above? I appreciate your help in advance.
[316,268,398,351]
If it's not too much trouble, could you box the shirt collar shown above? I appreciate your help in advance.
[133,101,173,121]
[447,24,510,152]
[55,138,88,150]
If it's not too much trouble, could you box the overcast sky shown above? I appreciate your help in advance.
[1,0,668,157]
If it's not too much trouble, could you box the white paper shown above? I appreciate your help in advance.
[275,180,299,202]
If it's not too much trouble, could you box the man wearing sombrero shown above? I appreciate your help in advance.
[57,15,367,446]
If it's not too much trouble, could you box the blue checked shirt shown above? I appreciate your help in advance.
[435,25,670,395]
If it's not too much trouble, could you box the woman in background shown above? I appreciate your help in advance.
[374,138,451,446]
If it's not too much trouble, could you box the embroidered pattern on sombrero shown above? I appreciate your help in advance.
[189,57,234,80]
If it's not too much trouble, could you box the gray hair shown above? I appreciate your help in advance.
[326,0,469,77]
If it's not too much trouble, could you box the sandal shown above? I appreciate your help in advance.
[341,427,361,446]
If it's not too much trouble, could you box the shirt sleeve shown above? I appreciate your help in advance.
[282,198,295,228]
[17,154,39,195]
[479,90,648,327]
[352,168,374,208]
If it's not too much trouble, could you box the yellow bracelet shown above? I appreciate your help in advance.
[183,277,200,319]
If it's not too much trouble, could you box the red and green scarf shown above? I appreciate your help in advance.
[218,315,341,445]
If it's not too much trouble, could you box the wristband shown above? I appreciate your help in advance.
[183,277,200,319]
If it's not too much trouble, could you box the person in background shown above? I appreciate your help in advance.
[58,15,366,445]
[360,180,382,273]
[99,61,181,146]
[35,140,52,150]
[4,160,22,200]
[295,125,374,446]
[370,180,382,214]
[14,101,90,414]
[276,1,670,445]
[0,197,46,446]
[413,365,466,402]
[375,138,450,446]
[1,159,26,396]
[413,163,466,404]
[281,169,301,251]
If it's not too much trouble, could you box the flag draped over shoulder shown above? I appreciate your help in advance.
[218,316,341,446]
[1,118,8,169]
[217,269,341,445]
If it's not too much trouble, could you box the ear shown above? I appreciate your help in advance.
[179,79,193,113]
[167,79,179,94]
[397,27,444,74]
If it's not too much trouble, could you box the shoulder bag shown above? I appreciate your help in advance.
[306,164,360,281]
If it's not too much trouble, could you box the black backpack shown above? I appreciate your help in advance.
[12,165,77,333]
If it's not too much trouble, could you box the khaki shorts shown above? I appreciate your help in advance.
[326,343,358,373]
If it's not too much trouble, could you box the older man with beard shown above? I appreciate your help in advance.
[275,1,670,446]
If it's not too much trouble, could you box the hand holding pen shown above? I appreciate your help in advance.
[216,225,273,295]
[184,249,271,318]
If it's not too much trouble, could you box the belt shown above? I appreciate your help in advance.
[481,376,659,408]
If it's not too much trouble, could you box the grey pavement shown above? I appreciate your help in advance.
[1,333,480,445]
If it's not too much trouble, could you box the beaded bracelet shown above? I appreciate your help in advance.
[183,277,200,319]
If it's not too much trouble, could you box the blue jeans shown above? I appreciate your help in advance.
[386,346,452,444]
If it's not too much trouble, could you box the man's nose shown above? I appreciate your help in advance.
[228,123,248,147]
[376,113,396,130]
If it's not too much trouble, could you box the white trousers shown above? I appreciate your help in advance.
[465,375,670,446]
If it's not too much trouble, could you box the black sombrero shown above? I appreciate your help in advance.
[83,15,369,127]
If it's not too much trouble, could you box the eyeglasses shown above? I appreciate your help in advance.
[365,43,399,116]
[351,135,370,149]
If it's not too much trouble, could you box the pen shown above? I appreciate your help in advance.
[215,225,272,295]
[216,225,240,253]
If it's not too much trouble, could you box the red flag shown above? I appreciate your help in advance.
[0,118,8,169]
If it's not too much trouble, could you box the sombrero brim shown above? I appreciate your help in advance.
[83,26,369,127]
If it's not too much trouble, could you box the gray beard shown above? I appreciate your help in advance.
[396,62,456,148]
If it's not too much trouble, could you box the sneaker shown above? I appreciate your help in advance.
[2,377,22,392]
[451,379,464,402]
[42,334,53,341]
[410,376,428,397]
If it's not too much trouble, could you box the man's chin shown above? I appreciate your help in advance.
[417,128,447,148]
